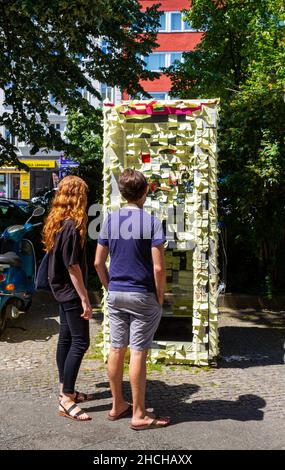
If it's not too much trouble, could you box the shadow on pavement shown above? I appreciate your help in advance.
[0,291,101,343]
[219,325,285,368]
[227,309,285,328]
[0,317,59,343]
[0,291,59,342]
[118,380,265,424]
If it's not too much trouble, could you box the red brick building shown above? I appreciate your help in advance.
[123,0,203,100]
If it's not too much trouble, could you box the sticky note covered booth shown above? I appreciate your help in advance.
[102,99,219,365]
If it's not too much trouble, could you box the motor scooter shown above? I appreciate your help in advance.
[0,206,45,334]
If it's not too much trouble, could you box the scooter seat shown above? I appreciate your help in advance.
[0,252,21,267]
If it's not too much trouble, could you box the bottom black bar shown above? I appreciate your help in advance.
[0,450,283,466]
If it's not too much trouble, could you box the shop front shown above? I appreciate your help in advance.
[0,159,59,200]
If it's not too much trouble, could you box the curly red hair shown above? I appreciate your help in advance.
[43,175,88,252]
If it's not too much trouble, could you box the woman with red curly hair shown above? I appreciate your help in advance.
[43,175,92,421]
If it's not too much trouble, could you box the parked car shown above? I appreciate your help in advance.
[0,198,45,264]
[0,199,36,232]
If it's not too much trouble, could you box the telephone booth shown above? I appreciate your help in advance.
[102,99,219,365]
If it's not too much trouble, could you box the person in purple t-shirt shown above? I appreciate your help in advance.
[95,169,170,430]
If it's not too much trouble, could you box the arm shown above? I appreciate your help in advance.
[94,244,109,290]
[68,264,92,320]
[151,243,166,305]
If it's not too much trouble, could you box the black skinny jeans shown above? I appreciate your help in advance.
[56,298,90,394]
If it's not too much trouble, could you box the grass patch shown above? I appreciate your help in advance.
[123,362,129,374]
[147,362,163,374]
[120,361,163,375]
[85,329,104,361]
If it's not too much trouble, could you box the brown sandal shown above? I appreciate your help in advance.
[107,404,133,421]
[58,402,92,421]
[59,391,95,404]
[130,415,170,431]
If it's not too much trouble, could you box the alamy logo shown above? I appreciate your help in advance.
[87,204,195,247]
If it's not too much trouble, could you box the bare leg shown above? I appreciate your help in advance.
[129,349,169,427]
[108,346,130,417]
[129,349,147,420]
[59,383,94,403]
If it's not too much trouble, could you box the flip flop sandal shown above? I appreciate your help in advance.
[58,403,92,421]
[130,416,170,431]
[107,404,133,421]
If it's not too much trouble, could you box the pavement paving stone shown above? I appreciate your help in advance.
[0,292,284,449]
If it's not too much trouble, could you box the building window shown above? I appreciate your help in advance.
[51,123,63,132]
[183,19,193,31]
[168,12,195,32]
[49,94,65,114]
[171,12,182,31]
[5,129,15,146]
[158,12,166,31]
[142,52,183,70]
[145,11,197,33]
[143,93,179,101]
[49,94,56,105]
[149,92,167,100]
[0,174,7,198]
[144,53,166,71]
[101,39,111,54]
[101,83,113,102]
[170,52,183,66]
[78,87,88,100]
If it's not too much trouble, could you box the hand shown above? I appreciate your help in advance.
[81,298,92,320]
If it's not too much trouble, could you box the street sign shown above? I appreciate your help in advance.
[60,156,79,168]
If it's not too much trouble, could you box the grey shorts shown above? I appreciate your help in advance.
[107,291,162,351]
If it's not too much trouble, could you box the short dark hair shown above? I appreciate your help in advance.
[118,168,148,201]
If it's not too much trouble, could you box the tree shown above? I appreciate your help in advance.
[64,108,103,290]
[64,108,103,206]
[0,0,160,166]
[166,0,285,295]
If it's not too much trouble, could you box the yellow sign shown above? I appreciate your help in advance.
[1,159,56,171]
[19,159,56,168]
[20,173,30,200]
[0,168,25,173]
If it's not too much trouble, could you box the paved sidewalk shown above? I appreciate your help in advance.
[0,292,284,450]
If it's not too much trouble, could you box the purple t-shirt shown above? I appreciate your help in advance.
[98,208,165,293]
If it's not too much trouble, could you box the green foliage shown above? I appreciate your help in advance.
[0,0,160,165]
[65,109,103,164]
[65,109,104,290]
[65,108,103,205]
[166,0,285,294]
